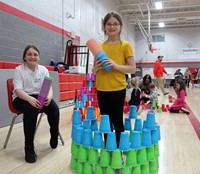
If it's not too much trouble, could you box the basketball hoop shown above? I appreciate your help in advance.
[149,43,157,53]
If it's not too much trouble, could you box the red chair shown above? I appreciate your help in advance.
[3,78,64,149]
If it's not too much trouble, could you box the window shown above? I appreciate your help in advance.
[151,34,165,42]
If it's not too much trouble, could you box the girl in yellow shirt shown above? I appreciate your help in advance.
[92,12,135,147]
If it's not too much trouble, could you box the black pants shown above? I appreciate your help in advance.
[12,95,60,147]
[169,108,179,113]
[97,89,126,147]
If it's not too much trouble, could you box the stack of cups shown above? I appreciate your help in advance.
[86,39,112,71]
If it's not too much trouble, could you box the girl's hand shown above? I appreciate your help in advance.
[27,96,41,108]
[44,96,52,106]
[103,58,117,69]
[92,58,103,74]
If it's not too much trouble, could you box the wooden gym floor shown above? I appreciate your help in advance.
[0,87,200,174]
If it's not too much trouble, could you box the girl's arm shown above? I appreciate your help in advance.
[103,56,136,74]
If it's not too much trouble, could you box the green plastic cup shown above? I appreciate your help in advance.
[146,146,155,161]
[88,148,99,164]
[156,157,159,169]
[83,162,94,174]
[71,142,79,158]
[121,166,131,174]
[70,156,78,171]
[111,149,123,169]
[157,106,162,113]
[141,163,150,174]
[99,148,111,167]
[137,148,147,164]
[154,144,160,157]
[94,164,104,174]
[149,160,157,173]
[126,150,137,167]
[106,166,116,174]
[152,100,156,107]
[78,145,88,162]
[131,165,141,174]
[77,161,84,174]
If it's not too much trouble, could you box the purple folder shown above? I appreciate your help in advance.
[38,76,53,109]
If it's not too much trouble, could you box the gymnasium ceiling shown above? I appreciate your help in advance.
[116,0,200,30]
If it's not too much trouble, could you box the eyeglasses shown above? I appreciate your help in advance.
[105,23,120,28]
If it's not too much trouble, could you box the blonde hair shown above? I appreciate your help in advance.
[130,78,138,96]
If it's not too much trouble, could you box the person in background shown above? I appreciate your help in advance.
[153,55,169,95]
[184,68,191,88]
[168,80,190,114]
[124,78,141,113]
[142,83,158,106]
[12,45,60,163]
[92,12,135,147]
[192,68,199,85]
[197,69,200,84]
[139,74,152,103]
[174,69,183,88]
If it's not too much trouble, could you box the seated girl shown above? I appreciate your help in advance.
[169,80,190,114]
[124,78,141,113]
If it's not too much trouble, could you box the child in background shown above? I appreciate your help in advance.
[169,80,190,114]
[142,83,158,106]
[124,78,141,113]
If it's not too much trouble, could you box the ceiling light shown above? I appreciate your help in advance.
[155,2,162,9]
[159,22,165,27]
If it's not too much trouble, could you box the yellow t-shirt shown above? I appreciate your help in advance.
[96,41,134,91]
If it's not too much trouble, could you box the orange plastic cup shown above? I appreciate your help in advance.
[86,39,103,56]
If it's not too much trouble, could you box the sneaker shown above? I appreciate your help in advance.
[181,107,190,114]
[164,92,169,95]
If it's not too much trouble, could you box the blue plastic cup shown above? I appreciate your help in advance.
[134,118,143,131]
[151,127,159,144]
[93,131,104,149]
[83,119,91,129]
[124,118,132,130]
[75,99,79,108]
[80,101,84,108]
[75,126,84,145]
[141,129,152,147]
[145,112,156,130]
[130,131,142,149]
[71,125,82,141]
[119,132,130,151]
[91,119,98,131]
[82,94,87,102]
[129,105,137,119]
[99,115,111,133]
[106,132,117,151]
[82,129,93,147]
[86,106,95,120]
[88,80,93,88]
[156,123,161,140]
[95,50,105,58]
[95,50,113,72]
[73,110,82,126]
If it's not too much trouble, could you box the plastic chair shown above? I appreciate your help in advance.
[3,78,64,149]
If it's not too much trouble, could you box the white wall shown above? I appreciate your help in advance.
[2,0,136,70]
[136,27,200,62]
[2,0,135,45]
